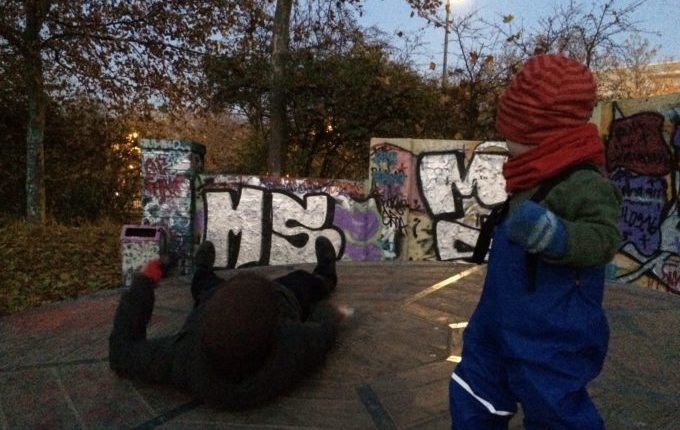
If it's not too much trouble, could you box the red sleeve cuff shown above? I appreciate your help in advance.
[142,259,163,284]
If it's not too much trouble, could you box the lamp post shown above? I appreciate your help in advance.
[442,0,451,88]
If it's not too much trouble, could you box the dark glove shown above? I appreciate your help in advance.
[506,200,567,259]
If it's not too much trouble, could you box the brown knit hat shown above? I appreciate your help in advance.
[496,54,596,146]
[200,272,280,380]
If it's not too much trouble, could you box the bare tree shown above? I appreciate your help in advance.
[445,11,512,138]
[596,35,669,100]
[401,5,517,138]
[496,0,651,69]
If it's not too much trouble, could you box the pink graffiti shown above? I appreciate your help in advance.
[660,260,680,295]
[370,143,423,210]
[144,156,170,176]
[606,112,672,176]
[143,156,184,203]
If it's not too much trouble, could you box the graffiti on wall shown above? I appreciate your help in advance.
[199,176,365,268]
[417,142,508,260]
[368,140,508,261]
[204,187,343,268]
[138,95,680,295]
[198,140,508,267]
[368,143,417,259]
[140,139,203,271]
[142,156,190,203]
[604,100,680,294]
[333,196,384,261]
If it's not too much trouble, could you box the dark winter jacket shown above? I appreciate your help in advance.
[109,273,338,409]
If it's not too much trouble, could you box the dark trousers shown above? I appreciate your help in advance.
[191,269,333,320]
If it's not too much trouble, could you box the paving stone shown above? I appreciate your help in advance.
[132,380,195,415]
[0,263,678,429]
[173,396,375,429]
[0,368,82,429]
[57,362,155,429]
[403,411,451,430]
[371,363,451,429]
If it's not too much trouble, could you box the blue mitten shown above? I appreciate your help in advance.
[506,200,567,258]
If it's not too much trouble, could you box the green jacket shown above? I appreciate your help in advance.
[509,168,622,268]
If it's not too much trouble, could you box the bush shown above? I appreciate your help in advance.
[0,217,121,315]
[0,91,141,224]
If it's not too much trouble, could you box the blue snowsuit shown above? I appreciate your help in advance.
[449,219,609,429]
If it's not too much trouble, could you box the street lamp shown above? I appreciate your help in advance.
[442,0,452,88]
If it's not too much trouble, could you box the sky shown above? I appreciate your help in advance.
[358,0,680,74]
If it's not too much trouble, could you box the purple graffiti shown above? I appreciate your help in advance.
[333,205,379,241]
[344,243,382,261]
[612,170,667,256]
[332,204,382,261]
[672,125,680,150]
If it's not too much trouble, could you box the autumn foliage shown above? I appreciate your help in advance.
[0,217,121,315]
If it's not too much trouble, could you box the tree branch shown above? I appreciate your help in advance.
[0,20,25,53]
[43,30,204,56]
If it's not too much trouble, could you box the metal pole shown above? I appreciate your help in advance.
[442,0,451,88]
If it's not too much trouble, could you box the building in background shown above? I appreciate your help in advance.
[597,60,680,100]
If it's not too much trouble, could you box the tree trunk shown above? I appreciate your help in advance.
[268,0,293,176]
[25,72,47,224]
[24,0,48,224]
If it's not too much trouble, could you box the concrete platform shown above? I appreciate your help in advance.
[1,262,679,429]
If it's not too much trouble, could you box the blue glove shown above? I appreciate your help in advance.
[506,200,567,259]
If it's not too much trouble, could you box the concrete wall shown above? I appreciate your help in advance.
[593,94,680,294]
[367,139,508,261]
[197,175,368,268]
[138,93,680,295]
[193,140,508,268]
[139,139,204,272]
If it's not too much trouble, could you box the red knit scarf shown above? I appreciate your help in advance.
[502,123,605,193]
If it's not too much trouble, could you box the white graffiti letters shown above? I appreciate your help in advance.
[417,142,508,260]
[205,186,342,268]
[205,187,266,268]
[270,193,342,265]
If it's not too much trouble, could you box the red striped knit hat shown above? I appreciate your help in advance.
[497,54,604,192]
[496,54,596,145]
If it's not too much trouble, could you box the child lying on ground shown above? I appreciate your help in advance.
[109,237,342,409]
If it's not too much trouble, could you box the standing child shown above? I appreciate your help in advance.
[449,54,622,429]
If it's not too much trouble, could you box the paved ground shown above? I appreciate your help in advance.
[1,262,679,429]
